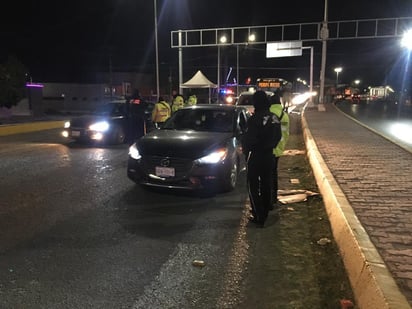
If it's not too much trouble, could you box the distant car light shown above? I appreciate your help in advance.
[89,121,109,132]
[129,143,142,160]
[225,96,235,104]
[91,132,104,140]
[64,121,71,128]
[291,92,313,105]
[62,130,69,138]
[196,148,228,164]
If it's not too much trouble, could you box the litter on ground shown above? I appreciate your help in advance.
[283,149,306,156]
[277,189,319,204]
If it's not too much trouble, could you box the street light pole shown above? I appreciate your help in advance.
[319,0,328,111]
[154,0,160,101]
[217,35,227,103]
[178,30,183,95]
[217,45,221,101]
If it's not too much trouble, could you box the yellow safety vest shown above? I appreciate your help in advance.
[152,101,171,123]
[269,104,290,157]
[172,96,185,113]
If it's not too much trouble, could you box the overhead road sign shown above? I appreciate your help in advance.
[266,41,302,58]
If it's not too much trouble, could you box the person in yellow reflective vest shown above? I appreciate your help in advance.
[186,94,197,106]
[269,93,290,210]
[172,94,185,113]
[152,97,171,128]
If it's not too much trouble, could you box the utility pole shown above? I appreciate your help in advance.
[318,0,328,111]
[154,0,160,101]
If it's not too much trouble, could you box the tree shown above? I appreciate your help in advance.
[0,55,28,108]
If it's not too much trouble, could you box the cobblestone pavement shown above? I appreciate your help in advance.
[303,103,412,308]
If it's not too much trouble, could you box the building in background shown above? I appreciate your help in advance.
[29,72,154,115]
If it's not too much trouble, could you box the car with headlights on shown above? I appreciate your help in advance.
[127,104,250,193]
[62,101,154,144]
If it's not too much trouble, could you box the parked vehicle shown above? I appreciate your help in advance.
[127,104,250,192]
[62,101,154,144]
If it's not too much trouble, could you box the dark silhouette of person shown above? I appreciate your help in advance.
[241,91,282,227]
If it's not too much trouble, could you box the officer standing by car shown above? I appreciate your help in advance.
[152,97,171,128]
[171,94,185,113]
[127,89,148,142]
[269,92,290,210]
[186,94,197,106]
[242,91,282,227]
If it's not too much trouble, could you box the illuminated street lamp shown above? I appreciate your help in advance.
[334,67,342,87]
[401,29,412,50]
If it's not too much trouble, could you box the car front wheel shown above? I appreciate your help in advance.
[111,126,126,144]
[222,159,238,192]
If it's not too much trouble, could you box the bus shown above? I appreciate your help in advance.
[256,77,293,105]
[256,77,291,92]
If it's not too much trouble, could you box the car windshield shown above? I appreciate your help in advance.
[162,109,234,133]
[93,103,126,116]
[237,94,254,106]
[237,91,274,106]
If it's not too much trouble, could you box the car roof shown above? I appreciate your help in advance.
[238,91,254,96]
[238,90,274,96]
[181,104,247,112]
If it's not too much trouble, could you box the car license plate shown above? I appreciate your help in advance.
[155,166,175,177]
[72,130,81,137]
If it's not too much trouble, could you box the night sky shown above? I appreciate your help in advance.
[1,0,412,90]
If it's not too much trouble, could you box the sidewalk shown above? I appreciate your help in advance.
[303,103,412,309]
[0,113,66,136]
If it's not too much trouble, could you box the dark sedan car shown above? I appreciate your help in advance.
[127,104,250,192]
[62,101,154,144]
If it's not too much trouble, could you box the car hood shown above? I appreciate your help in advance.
[137,129,233,159]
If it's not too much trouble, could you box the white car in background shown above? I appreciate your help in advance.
[236,90,274,114]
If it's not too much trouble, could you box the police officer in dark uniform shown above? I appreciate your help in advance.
[241,91,282,227]
[126,89,148,143]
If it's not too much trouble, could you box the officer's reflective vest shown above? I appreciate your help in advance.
[152,101,171,123]
[172,96,185,113]
[269,104,290,157]
[186,95,197,106]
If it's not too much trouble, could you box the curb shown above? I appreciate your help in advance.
[0,121,65,136]
[301,105,411,309]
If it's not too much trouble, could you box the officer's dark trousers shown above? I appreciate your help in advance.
[247,150,274,224]
[272,155,280,202]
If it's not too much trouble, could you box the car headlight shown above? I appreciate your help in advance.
[196,148,228,164]
[64,121,71,128]
[225,96,234,104]
[128,143,141,160]
[89,121,110,132]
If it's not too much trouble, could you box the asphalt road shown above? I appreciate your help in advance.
[336,100,412,153]
[0,129,255,308]
[0,109,355,309]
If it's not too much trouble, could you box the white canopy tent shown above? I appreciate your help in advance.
[180,70,217,103]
